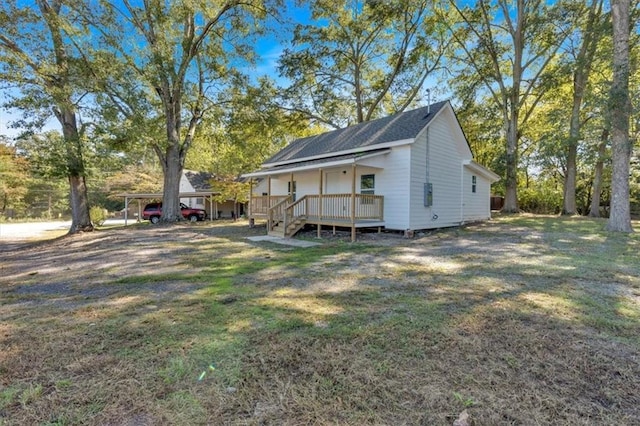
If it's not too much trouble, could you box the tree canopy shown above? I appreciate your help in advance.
[1,0,638,224]
[278,0,449,128]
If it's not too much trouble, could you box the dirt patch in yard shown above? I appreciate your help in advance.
[1,216,639,425]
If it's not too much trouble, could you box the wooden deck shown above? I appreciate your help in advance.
[249,194,384,241]
[304,216,385,228]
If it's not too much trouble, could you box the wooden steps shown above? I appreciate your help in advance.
[268,216,306,238]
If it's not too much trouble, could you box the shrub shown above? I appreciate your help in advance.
[90,206,107,226]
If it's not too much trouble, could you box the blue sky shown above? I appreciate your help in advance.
[0,1,313,138]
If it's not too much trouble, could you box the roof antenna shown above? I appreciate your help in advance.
[426,88,431,115]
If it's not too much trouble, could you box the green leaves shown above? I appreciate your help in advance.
[278,0,447,128]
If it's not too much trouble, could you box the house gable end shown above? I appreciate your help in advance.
[183,170,214,192]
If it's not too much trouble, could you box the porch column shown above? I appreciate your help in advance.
[267,176,272,230]
[318,168,323,238]
[248,180,253,227]
[351,163,356,242]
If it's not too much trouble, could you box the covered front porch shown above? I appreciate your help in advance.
[250,193,384,241]
[245,153,388,242]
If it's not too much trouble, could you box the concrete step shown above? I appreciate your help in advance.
[268,229,285,238]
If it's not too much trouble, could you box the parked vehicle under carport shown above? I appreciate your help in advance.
[142,202,207,223]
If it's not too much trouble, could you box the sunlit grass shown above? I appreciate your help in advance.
[1,217,639,424]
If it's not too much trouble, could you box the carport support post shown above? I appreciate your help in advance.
[124,197,129,226]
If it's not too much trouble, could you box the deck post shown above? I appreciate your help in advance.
[248,180,253,224]
[351,163,356,242]
[267,176,272,230]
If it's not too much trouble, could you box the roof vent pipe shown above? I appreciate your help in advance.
[426,88,431,115]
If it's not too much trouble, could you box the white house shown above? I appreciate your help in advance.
[180,170,243,219]
[118,170,243,223]
[243,101,500,241]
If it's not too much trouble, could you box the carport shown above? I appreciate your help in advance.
[116,192,218,225]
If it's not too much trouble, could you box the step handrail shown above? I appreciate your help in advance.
[283,195,308,237]
[267,195,292,231]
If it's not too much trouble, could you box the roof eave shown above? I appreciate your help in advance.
[242,149,391,178]
[463,160,501,183]
[262,138,413,169]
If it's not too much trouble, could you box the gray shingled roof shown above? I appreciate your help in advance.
[266,101,448,165]
[184,170,214,191]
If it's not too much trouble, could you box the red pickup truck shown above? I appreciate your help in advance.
[142,202,207,223]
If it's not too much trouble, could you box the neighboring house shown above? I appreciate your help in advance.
[181,170,243,219]
[243,100,500,241]
[180,170,213,210]
[117,170,243,222]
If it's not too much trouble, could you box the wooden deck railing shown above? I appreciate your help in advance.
[254,194,383,222]
[250,195,290,216]
[267,196,292,232]
[304,194,384,220]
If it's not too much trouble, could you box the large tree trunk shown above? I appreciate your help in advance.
[161,143,184,222]
[588,128,608,217]
[55,106,93,233]
[502,15,522,215]
[158,94,187,223]
[503,111,519,213]
[562,108,580,215]
[562,0,602,216]
[605,0,633,232]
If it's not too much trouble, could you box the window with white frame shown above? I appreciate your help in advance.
[360,174,375,194]
[288,181,297,201]
[361,174,375,204]
[472,175,477,193]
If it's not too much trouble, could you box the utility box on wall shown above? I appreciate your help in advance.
[424,183,433,207]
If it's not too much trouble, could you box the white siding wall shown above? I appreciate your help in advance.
[371,146,411,229]
[266,171,319,199]
[409,112,472,230]
[268,178,290,195]
[179,174,200,207]
[462,167,492,222]
[252,179,268,195]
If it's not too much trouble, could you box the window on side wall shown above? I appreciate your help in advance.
[288,181,297,201]
[361,174,375,204]
[472,175,477,193]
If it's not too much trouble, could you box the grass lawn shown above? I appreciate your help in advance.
[0,215,638,425]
